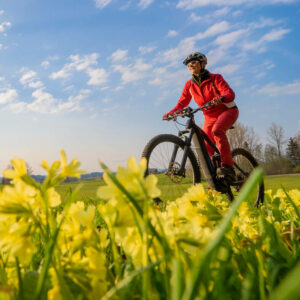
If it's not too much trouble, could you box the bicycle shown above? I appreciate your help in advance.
[142,102,264,207]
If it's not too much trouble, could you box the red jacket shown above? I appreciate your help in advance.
[168,73,236,119]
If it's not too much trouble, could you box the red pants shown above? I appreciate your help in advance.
[203,108,239,167]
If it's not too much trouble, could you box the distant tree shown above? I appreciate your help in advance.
[295,133,300,147]
[267,123,285,157]
[227,122,263,161]
[286,137,300,166]
[264,144,278,163]
[26,163,34,177]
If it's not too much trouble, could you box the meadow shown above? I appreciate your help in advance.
[0,154,299,300]
[55,173,300,202]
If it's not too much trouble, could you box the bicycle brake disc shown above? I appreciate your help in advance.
[166,162,184,184]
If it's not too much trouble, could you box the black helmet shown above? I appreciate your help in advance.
[183,52,207,66]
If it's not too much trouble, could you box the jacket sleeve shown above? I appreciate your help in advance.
[214,74,235,103]
[168,80,192,114]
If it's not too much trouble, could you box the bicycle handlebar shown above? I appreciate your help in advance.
[163,100,218,121]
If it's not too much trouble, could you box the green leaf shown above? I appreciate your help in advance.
[269,261,300,300]
[171,256,184,300]
[101,260,161,300]
[282,187,300,219]
[22,271,41,300]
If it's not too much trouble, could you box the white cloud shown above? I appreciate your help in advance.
[167,30,179,37]
[139,46,157,54]
[243,28,290,51]
[138,0,155,9]
[249,17,283,29]
[10,88,91,114]
[111,49,128,62]
[28,89,59,114]
[176,0,297,9]
[214,29,247,48]
[120,1,132,10]
[64,85,75,92]
[86,68,109,85]
[114,86,124,91]
[0,88,18,104]
[213,64,240,75]
[41,55,59,69]
[103,105,120,112]
[70,53,99,71]
[0,21,11,33]
[20,71,37,85]
[214,7,230,16]
[161,21,230,65]
[148,68,188,89]
[263,28,290,41]
[198,21,230,38]
[94,0,112,9]
[113,59,152,84]
[20,70,44,89]
[50,53,99,80]
[0,10,4,15]
[49,54,107,86]
[59,89,91,112]
[258,80,300,96]
[41,61,50,69]
[103,98,111,103]
[189,12,202,22]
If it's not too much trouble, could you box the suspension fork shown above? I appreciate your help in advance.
[167,129,194,176]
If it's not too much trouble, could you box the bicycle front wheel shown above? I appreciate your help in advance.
[142,134,201,202]
[231,148,264,206]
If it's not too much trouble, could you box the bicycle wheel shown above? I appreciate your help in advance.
[142,134,201,202]
[231,148,264,207]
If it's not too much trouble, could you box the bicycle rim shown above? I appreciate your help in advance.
[143,135,200,202]
[232,148,264,206]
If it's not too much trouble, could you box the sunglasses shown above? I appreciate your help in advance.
[187,61,199,67]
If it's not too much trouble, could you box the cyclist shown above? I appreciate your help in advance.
[163,52,239,179]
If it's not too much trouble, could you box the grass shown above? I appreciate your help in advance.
[264,174,300,191]
[55,174,300,202]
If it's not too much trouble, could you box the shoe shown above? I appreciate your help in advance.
[217,165,236,181]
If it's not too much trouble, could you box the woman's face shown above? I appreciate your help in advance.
[187,60,202,75]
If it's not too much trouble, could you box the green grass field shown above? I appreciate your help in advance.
[55,173,300,202]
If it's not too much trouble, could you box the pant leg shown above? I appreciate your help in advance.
[203,118,217,157]
[211,108,239,167]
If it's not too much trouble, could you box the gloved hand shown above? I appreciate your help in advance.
[163,113,171,120]
[211,97,225,105]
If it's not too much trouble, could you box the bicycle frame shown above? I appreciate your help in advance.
[171,114,225,192]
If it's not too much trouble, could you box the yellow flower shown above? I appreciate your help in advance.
[3,158,27,180]
[41,159,61,177]
[60,150,86,178]
[288,189,300,206]
[48,268,62,300]
[47,187,61,207]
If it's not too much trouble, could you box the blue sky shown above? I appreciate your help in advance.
[0,0,299,174]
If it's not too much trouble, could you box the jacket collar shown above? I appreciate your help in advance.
[191,70,211,85]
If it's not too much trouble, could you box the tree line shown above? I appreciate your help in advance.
[227,122,300,175]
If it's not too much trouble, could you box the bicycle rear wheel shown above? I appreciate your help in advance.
[142,134,201,202]
[231,148,264,207]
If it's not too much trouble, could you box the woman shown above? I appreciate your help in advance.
[163,52,239,179]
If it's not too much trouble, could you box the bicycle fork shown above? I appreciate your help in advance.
[166,130,193,177]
